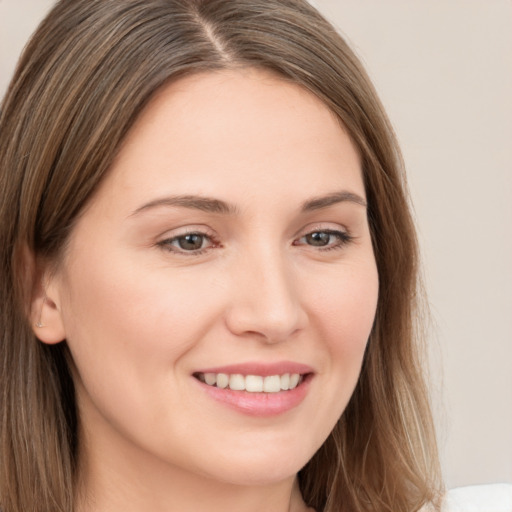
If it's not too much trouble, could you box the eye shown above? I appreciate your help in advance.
[158,231,216,254]
[174,233,208,251]
[305,231,332,247]
[295,229,352,250]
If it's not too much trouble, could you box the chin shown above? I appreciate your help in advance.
[195,444,313,487]
[211,465,301,487]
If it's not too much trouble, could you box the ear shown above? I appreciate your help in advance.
[28,252,67,345]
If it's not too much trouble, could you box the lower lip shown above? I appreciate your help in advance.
[195,374,312,417]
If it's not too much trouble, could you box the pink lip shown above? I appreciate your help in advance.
[192,361,314,417]
[194,361,314,377]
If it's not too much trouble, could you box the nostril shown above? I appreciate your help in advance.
[224,302,306,343]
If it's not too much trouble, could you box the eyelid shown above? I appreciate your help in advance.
[293,224,354,250]
[156,226,220,255]
[294,222,350,239]
[155,222,354,256]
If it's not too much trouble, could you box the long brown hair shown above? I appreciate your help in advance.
[0,1,443,510]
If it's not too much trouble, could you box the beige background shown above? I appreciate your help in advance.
[1,0,511,489]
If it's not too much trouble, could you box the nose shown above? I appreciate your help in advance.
[224,246,308,344]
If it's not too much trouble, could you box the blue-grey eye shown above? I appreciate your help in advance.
[175,233,206,251]
[305,231,333,247]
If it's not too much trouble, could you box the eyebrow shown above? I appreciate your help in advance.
[301,191,367,211]
[129,195,239,217]
[129,190,367,218]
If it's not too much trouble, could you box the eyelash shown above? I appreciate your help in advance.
[293,229,353,251]
[157,228,353,256]
[157,230,219,256]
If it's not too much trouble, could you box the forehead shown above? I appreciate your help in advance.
[91,68,364,214]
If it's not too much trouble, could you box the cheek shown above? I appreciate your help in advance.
[57,250,231,453]
[307,259,379,373]
[63,250,219,345]
[286,258,378,451]
[58,248,226,405]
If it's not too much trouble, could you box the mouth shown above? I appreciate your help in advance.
[192,362,313,416]
[193,372,306,393]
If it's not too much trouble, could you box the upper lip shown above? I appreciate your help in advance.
[193,361,314,377]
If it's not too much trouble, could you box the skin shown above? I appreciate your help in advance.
[34,68,379,512]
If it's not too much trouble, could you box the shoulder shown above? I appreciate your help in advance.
[441,484,512,512]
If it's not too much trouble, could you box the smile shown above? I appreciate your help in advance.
[195,372,304,393]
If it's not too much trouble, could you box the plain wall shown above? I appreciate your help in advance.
[1,0,511,490]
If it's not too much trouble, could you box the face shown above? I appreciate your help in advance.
[42,69,378,487]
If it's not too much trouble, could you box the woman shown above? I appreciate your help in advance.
[0,0,443,511]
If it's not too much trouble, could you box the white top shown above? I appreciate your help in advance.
[441,484,512,512]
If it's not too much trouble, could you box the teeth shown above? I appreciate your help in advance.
[216,373,229,389]
[289,373,300,389]
[245,375,264,392]
[204,373,217,386]
[197,372,304,392]
[229,374,245,391]
[263,375,281,393]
